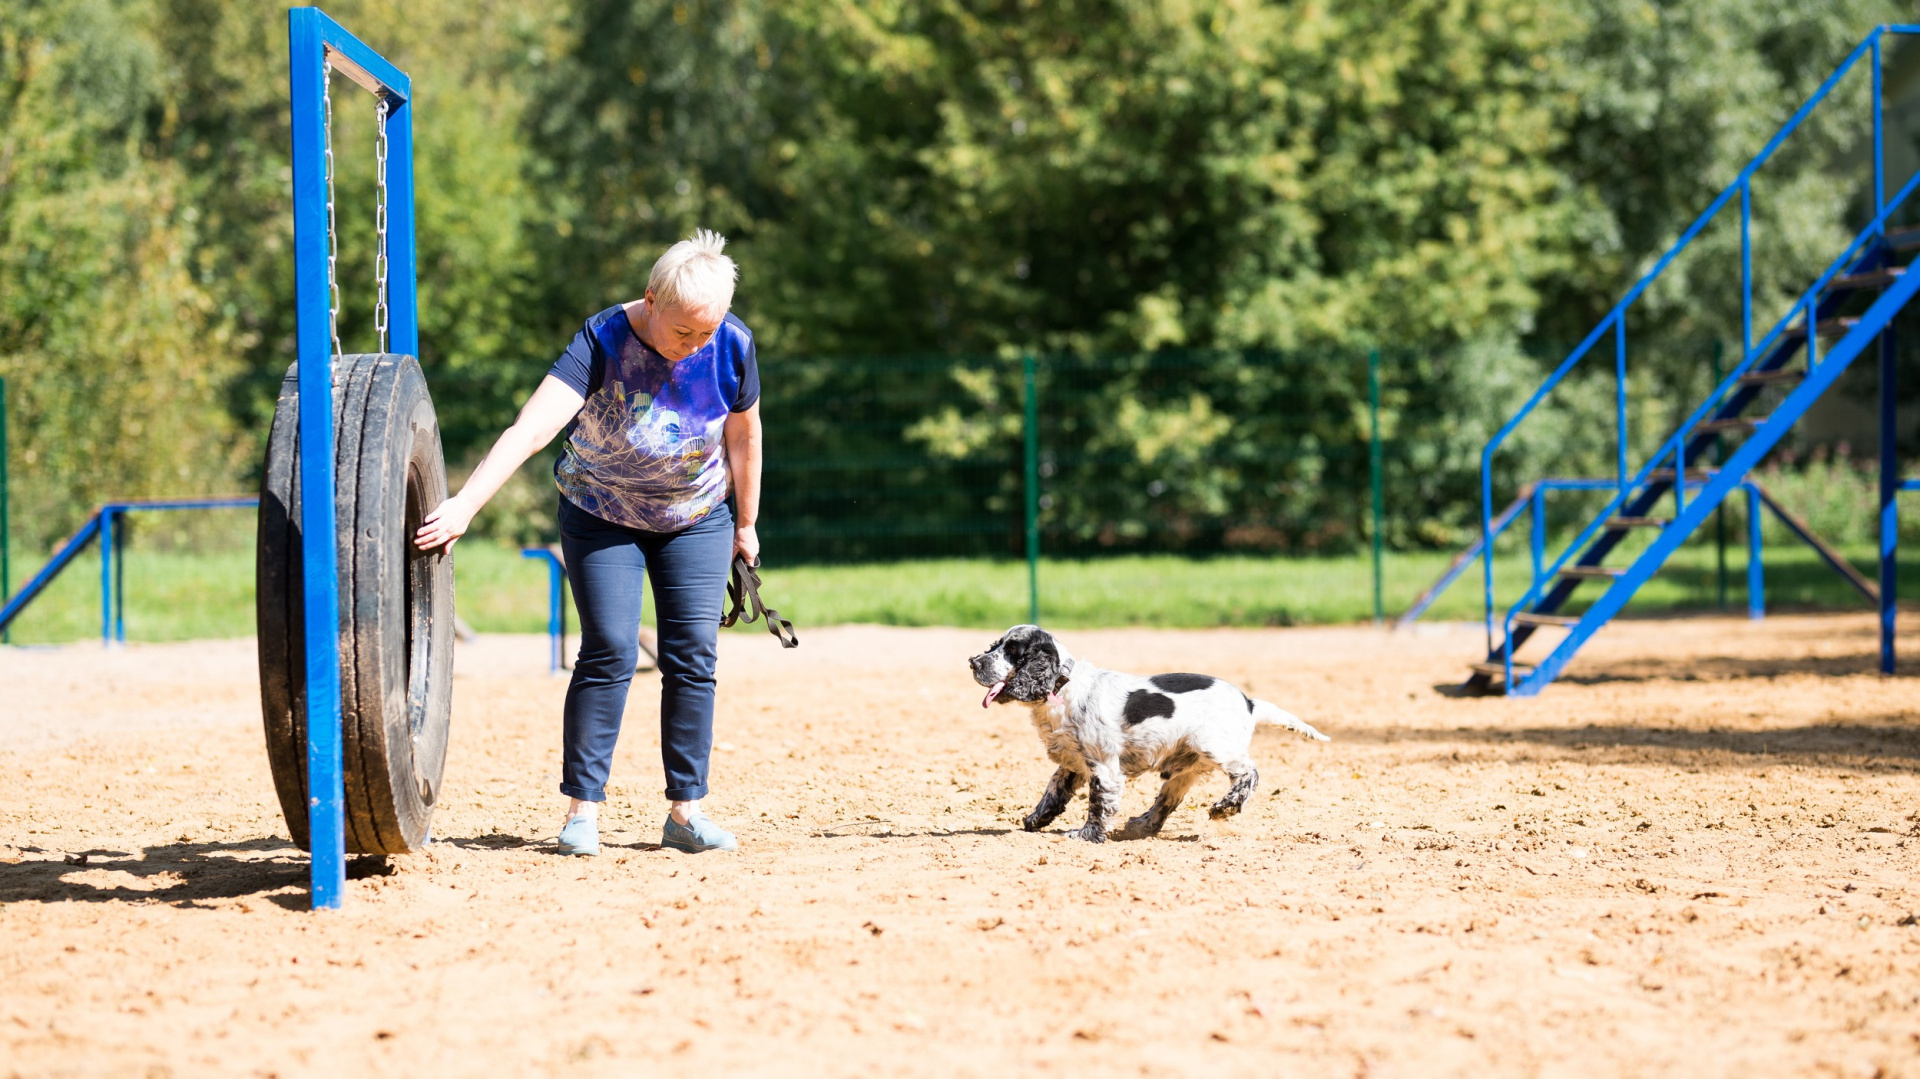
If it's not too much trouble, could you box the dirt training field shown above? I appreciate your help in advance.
[2,615,1918,1078]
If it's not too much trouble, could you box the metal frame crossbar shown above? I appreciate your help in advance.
[288,7,418,908]
[1473,24,1920,695]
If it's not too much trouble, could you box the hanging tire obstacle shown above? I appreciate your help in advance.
[258,353,454,854]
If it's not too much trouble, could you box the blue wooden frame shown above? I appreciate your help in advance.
[288,7,418,909]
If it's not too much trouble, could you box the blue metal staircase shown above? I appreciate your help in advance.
[1469,26,1918,696]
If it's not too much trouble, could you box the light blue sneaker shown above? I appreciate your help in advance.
[662,814,737,853]
[557,814,600,856]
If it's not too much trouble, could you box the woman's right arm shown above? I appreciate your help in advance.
[413,375,586,551]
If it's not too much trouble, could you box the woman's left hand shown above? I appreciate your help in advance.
[733,523,760,565]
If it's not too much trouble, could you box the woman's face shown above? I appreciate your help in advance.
[642,293,724,361]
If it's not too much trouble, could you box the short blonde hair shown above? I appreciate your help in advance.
[647,228,738,318]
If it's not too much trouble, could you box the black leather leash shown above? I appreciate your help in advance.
[721,555,798,648]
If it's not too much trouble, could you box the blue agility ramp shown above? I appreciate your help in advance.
[1470,25,1918,696]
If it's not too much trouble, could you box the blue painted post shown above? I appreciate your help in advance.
[384,88,419,359]
[1881,323,1897,673]
[1746,485,1764,621]
[549,560,565,673]
[289,8,347,911]
[113,512,126,643]
[1529,485,1546,585]
[1741,185,1753,357]
[99,507,114,647]
[1874,35,1885,228]
[522,548,567,673]
[1615,318,1628,502]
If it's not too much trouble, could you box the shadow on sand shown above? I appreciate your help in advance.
[0,837,312,910]
[1343,715,1920,768]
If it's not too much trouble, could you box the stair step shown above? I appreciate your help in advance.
[1649,468,1718,482]
[1889,226,1920,251]
[1513,612,1579,627]
[1470,661,1536,678]
[1605,516,1669,529]
[1697,415,1763,434]
[1782,316,1859,340]
[1737,367,1805,386]
[1830,267,1905,291]
[1559,565,1626,579]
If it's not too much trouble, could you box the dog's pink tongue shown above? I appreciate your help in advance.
[982,680,1007,709]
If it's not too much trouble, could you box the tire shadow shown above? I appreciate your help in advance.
[0,837,310,909]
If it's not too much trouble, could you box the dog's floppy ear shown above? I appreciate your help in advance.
[1001,630,1064,702]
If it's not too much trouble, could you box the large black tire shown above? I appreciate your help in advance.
[257,353,455,854]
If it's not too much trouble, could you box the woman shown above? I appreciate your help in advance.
[413,229,761,857]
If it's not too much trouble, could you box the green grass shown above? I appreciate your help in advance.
[3,537,1911,645]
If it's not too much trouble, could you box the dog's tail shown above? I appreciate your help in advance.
[1251,699,1330,741]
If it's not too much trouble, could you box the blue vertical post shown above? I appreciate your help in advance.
[384,88,419,359]
[1880,323,1897,673]
[1529,485,1546,585]
[1741,184,1753,358]
[289,8,346,911]
[549,560,565,672]
[1615,317,1628,501]
[113,513,126,643]
[1874,34,1885,230]
[1746,485,1764,621]
[99,507,114,647]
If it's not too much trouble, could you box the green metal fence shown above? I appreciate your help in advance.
[752,349,1403,566]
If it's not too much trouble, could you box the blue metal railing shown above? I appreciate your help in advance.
[520,546,568,673]
[0,498,257,643]
[1479,25,1920,688]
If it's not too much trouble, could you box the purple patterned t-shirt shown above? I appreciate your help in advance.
[547,306,760,532]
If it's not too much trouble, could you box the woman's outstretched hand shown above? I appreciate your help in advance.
[415,496,476,552]
[733,523,760,565]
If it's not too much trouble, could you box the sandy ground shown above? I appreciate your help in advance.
[2,614,1918,1078]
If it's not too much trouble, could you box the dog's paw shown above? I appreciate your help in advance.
[1207,804,1242,821]
[1065,825,1108,843]
[1021,813,1051,833]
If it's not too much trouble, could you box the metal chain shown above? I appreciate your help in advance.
[374,97,390,355]
[321,56,342,360]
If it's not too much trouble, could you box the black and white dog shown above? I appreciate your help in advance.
[970,625,1328,843]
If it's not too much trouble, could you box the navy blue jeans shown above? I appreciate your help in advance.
[558,496,734,803]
